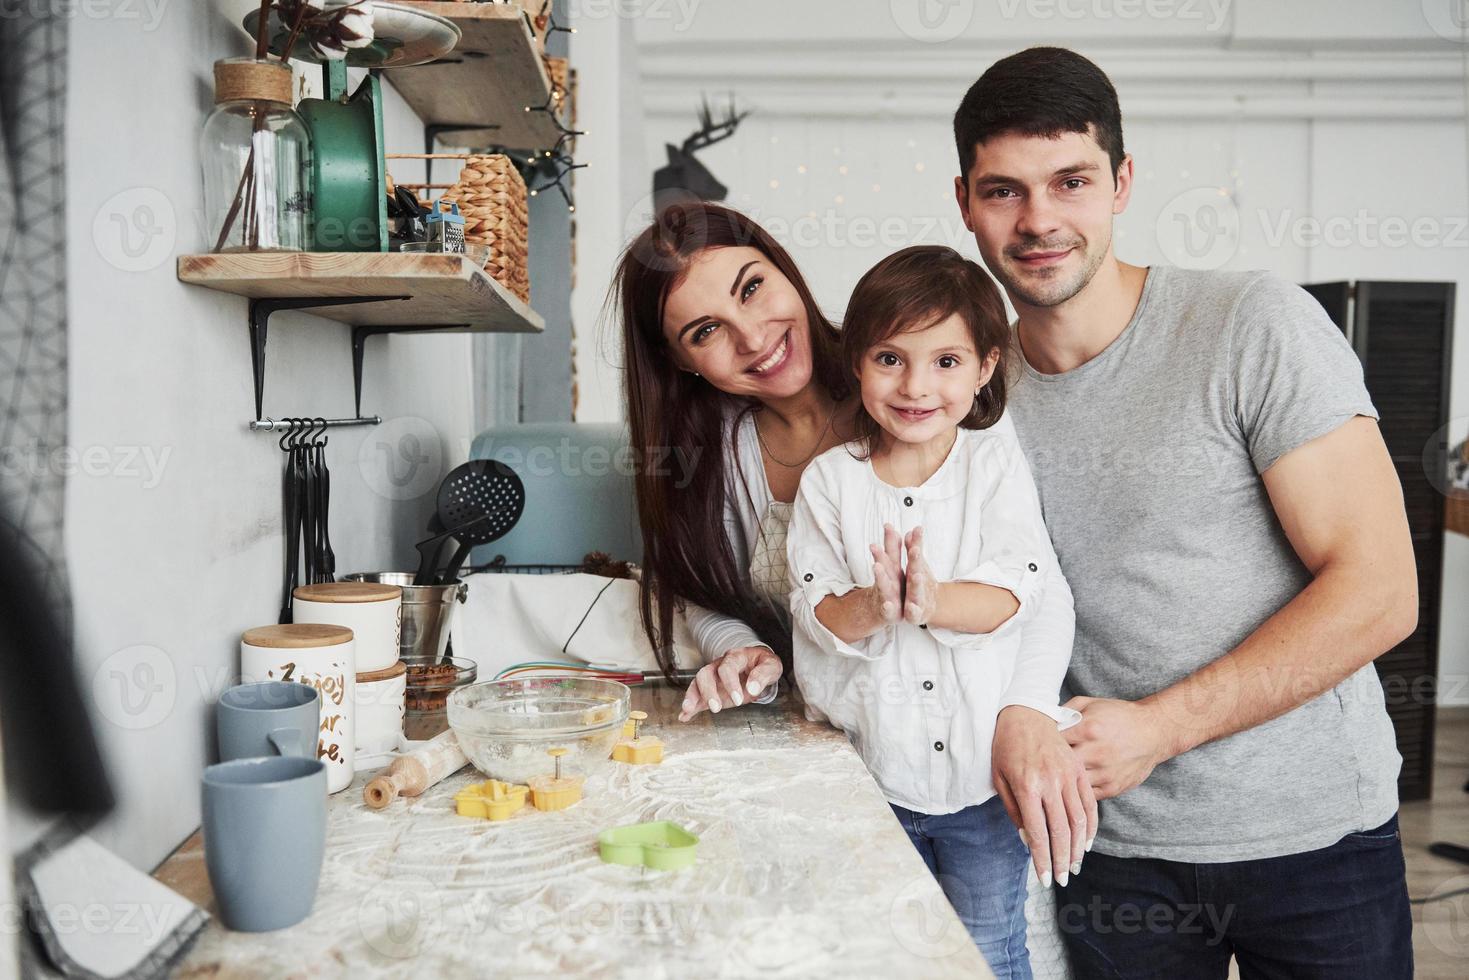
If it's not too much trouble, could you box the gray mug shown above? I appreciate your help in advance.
[201,755,327,932]
[216,681,319,761]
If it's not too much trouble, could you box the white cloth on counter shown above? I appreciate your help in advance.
[452,572,704,680]
[788,415,1080,816]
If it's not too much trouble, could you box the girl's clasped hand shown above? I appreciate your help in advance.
[867,524,938,627]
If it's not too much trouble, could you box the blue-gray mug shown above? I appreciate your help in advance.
[201,755,327,932]
[216,681,319,762]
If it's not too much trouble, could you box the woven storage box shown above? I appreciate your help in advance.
[441,154,530,303]
[544,55,568,114]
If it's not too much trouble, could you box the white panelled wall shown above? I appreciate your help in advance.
[570,0,1469,701]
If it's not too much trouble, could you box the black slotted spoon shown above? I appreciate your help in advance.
[432,459,525,584]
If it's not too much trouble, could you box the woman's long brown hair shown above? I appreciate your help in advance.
[610,202,848,676]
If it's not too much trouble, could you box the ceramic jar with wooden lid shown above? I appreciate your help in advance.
[355,659,406,770]
[240,624,355,793]
[292,581,402,673]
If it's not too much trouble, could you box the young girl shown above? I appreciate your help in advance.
[787,245,1079,979]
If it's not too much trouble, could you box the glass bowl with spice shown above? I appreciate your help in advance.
[404,656,477,740]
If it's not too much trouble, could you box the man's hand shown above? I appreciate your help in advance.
[902,527,938,626]
[1063,696,1174,799]
[678,646,783,722]
[992,705,1097,888]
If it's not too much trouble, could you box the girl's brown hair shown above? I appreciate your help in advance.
[842,245,1012,453]
[609,201,849,676]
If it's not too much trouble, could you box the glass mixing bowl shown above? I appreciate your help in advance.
[447,677,631,784]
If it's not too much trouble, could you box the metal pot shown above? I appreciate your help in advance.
[339,572,466,664]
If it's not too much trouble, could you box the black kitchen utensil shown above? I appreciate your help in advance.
[302,420,320,586]
[313,420,336,583]
[431,460,525,584]
[278,420,304,623]
[412,513,491,586]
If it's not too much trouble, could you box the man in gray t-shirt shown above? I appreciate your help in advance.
[956,48,1415,977]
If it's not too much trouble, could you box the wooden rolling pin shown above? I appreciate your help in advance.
[363,729,468,809]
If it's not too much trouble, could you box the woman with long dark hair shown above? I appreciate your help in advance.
[609,202,1092,896]
[611,202,858,715]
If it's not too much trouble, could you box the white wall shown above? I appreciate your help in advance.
[569,4,647,423]
[61,1,486,870]
[568,0,1469,699]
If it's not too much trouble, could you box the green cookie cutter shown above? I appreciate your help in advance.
[597,821,699,871]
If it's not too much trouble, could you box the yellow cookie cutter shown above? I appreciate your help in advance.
[528,747,584,811]
[613,710,663,765]
[454,779,529,821]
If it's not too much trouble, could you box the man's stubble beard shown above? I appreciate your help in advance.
[994,229,1111,310]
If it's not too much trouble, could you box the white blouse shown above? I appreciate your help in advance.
[787,416,1079,815]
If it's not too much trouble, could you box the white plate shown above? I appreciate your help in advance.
[243,1,462,69]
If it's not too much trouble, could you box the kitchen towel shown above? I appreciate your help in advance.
[453,571,703,678]
[17,832,206,978]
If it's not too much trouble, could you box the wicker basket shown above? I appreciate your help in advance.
[440,155,530,303]
[544,55,568,114]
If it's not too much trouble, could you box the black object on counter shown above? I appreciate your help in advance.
[429,460,526,584]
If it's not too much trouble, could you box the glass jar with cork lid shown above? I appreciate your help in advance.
[200,58,311,252]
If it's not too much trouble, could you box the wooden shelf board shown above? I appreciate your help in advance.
[177,252,544,334]
[381,2,562,152]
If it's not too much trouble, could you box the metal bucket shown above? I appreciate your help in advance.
[340,572,467,663]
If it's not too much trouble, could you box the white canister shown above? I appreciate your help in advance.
[354,660,406,768]
[240,624,356,793]
[292,582,402,673]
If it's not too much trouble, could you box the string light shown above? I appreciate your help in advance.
[535,1,576,37]
[527,155,588,213]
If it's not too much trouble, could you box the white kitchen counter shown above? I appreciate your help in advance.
[155,684,994,978]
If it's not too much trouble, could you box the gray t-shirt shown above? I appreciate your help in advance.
[1008,263,1401,863]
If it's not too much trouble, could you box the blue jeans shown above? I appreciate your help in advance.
[1055,813,1412,979]
[891,795,1033,980]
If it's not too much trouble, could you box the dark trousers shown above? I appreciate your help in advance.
[1055,813,1413,979]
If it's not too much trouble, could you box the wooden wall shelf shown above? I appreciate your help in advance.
[178,251,543,420]
[380,2,563,152]
[177,252,544,334]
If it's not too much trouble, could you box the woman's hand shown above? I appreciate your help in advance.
[902,527,938,626]
[991,705,1098,888]
[678,646,784,722]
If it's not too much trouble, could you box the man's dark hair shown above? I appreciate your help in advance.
[953,46,1125,184]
